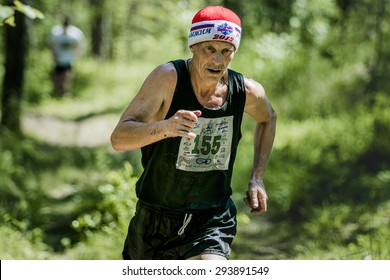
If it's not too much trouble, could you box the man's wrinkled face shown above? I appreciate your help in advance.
[190,41,235,82]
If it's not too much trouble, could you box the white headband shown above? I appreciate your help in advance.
[188,20,242,51]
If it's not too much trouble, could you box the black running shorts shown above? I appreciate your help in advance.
[54,64,72,73]
[122,199,237,260]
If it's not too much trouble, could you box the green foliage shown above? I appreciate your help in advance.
[58,227,125,259]
[0,5,13,25]
[0,1,44,26]
[71,162,137,239]
[0,125,138,257]
[0,215,52,259]
[61,162,137,259]
[13,0,44,19]
[294,201,390,259]
[24,50,53,104]
[266,107,389,217]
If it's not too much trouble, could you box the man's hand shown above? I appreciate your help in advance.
[244,180,268,215]
[167,110,202,139]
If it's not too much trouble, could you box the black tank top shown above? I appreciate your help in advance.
[135,59,246,211]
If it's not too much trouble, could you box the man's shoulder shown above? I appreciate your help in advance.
[145,62,178,91]
[243,76,265,97]
[154,62,178,78]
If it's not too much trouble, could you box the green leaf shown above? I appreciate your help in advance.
[14,0,44,19]
[0,5,14,24]
[30,7,44,19]
[4,15,15,26]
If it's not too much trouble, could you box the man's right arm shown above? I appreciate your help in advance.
[110,63,201,151]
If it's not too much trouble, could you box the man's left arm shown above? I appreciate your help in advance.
[243,77,277,215]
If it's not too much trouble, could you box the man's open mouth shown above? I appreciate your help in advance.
[208,69,222,74]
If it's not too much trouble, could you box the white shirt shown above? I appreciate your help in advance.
[48,25,86,66]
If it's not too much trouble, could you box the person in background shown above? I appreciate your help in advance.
[111,6,277,260]
[48,16,86,97]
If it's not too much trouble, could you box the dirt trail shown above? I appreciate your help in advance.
[22,113,117,147]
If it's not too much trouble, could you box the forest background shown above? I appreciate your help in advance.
[0,0,389,260]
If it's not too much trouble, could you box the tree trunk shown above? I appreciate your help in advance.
[1,3,28,134]
[367,0,386,94]
[90,0,111,60]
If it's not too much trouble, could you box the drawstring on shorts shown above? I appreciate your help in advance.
[177,213,192,236]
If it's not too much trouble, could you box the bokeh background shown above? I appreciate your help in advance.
[0,0,389,259]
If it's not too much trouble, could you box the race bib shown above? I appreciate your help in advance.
[176,116,233,172]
